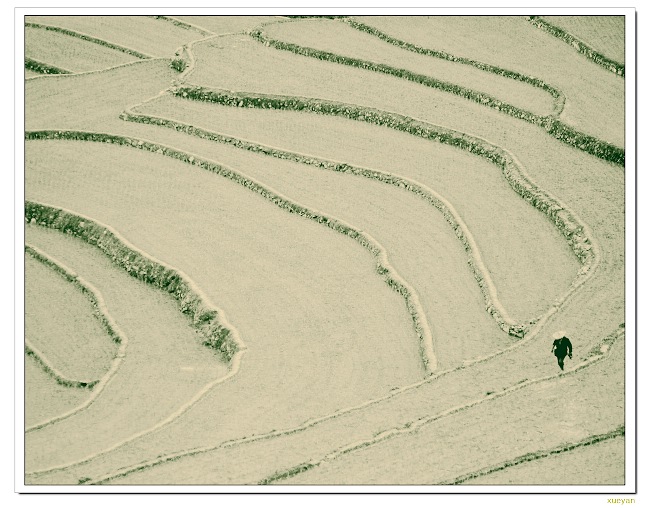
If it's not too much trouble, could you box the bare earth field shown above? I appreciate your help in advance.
[23,14,627,488]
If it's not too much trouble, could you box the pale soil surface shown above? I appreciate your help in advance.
[464,435,624,485]
[542,16,625,64]
[25,224,229,473]
[25,354,91,429]
[25,16,205,57]
[264,18,557,117]
[25,254,117,381]
[141,94,580,323]
[25,26,137,73]
[24,16,625,486]
[281,335,624,485]
[174,15,280,35]
[352,16,624,146]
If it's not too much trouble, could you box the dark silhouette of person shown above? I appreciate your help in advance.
[551,333,573,370]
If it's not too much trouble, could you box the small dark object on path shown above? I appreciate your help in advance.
[551,330,573,370]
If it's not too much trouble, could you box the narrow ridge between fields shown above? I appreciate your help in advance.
[257,324,625,485]
[25,57,169,82]
[25,22,153,60]
[248,22,623,165]
[25,57,72,75]
[25,340,99,390]
[442,424,625,485]
[147,15,215,36]
[24,243,128,432]
[162,86,602,338]
[528,16,625,77]
[89,324,624,485]
[339,17,566,117]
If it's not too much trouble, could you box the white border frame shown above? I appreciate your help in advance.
[13,4,638,498]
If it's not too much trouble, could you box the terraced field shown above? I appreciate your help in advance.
[23,14,628,488]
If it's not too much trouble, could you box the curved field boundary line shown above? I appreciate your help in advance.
[90,324,624,485]
[24,243,128,432]
[442,424,625,485]
[25,201,243,362]
[258,325,625,485]
[24,57,169,82]
[341,18,566,117]
[528,16,625,77]
[121,106,526,337]
[147,15,215,36]
[25,339,99,390]
[25,22,153,60]
[25,130,437,373]
[169,86,601,335]
[248,25,624,166]
[25,57,72,75]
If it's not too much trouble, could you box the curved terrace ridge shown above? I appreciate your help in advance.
[443,424,625,485]
[24,243,128,432]
[528,16,625,77]
[248,23,624,166]
[25,200,243,362]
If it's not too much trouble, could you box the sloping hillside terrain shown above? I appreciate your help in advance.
[24,14,626,487]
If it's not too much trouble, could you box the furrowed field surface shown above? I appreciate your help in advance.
[25,253,117,382]
[25,223,231,473]
[25,354,91,428]
[463,435,624,485]
[541,16,625,64]
[25,16,205,57]
[23,15,625,486]
[263,18,557,117]
[25,26,138,74]
[351,16,624,146]
[136,94,580,324]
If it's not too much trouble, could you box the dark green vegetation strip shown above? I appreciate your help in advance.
[170,86,598,286]
[24,198,239,361]
[249,25,624,166]
[343,18,565,115]
[148,15,213,36]
[259,462,318,485]
[445,425,625,485]
[528,16,625,77]
[25,22,152,59]
[25,57,71,75]
[25,342,98,389]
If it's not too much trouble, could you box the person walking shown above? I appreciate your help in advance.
[551,330,573,370]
